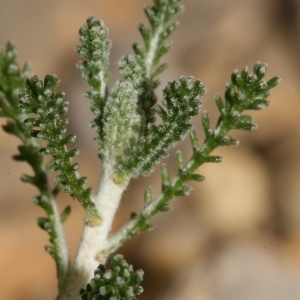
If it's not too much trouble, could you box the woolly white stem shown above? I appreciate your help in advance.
[58,164,127,300]
[144,22,164,77]
[50,197,69,287]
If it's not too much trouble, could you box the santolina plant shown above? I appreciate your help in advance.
[0,0,279,299]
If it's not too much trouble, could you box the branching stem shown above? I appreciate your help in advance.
[60,165,127,300]
[101,120,235,254]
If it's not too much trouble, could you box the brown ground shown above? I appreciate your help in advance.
[1,1,300,299]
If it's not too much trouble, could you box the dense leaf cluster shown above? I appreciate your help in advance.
[119,76,206,177]
[0,41,69,286]
[101,81,143,168]
[202,62,280,148]
[80,255,143,300]
[101,63,280,256]
[76,16,111,140]
[0,41,29,116]
[118,55,156,131]
[0,1,280,299]
[19,74,101,225]
[76,0,184,182]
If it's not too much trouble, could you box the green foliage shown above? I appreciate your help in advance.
[133,0,184,84]
[0,0,280,299]
[119,76,206,177]
[0,41,69,287]
[0,41,29,116]
[199,62,280,154]
[76,17,111,141]
[80,254,144,300]
[100,63,280,256]
[100,81,143,168]
[76,0,185,183]
[118,54,156,132]
[18,74,101,225]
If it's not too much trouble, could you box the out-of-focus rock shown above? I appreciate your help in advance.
[1,1,300,299]
[159,240,300,300]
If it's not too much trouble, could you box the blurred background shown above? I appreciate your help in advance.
[1,0,300,299]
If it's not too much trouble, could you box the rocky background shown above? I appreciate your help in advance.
[1,0,300,299]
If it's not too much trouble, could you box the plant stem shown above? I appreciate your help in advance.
[59,164,127,300]
[101,121,229,255]
[47,195,69,289]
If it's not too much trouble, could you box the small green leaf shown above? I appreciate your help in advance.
[267,76,281,89]
[202,111,214,139]
[60,206,71,224]
[37,217,50,231]
[76,16,111,142]
[56,175,68,184]
[140,222,154,231]
[175,151,185,171]
[45,245,56,259]
[161,164,171,192]
[203,155,223,163]
[143,186,153,208]
[21,174,36,185]
[157,203,172,212]
[189,129,201,154]
[174,184,191,197]
[187,173,205,182]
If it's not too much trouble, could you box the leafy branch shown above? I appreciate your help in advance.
[0,0,280,299]
[76,17,111,145]
[100,62,280,256]
[18,74,101,226]
[0,41,69,289]
[118,76,206,177]
[133,0,184,84]
[76,0,184,178]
